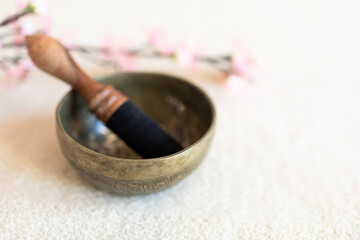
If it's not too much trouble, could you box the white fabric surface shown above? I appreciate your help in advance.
[1,0,360,239]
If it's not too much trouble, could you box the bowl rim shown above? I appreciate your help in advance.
[56,71,216,162]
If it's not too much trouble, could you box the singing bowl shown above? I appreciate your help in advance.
[56,72,216,195]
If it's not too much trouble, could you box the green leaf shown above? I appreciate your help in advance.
[26,2,36,13]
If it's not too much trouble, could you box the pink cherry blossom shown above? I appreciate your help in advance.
[20,19,36,35]
[10,19,36,45]
[0,42,2,61]
[17,0,49,14]
[6,59,34,84]
[17,1,28,11]
[7,67,20,79]
[6,68,19,90]
[12,35,24,45]
[146,29,173,55]
[7,79,15,90]
[38,14,52,33]
[224,74,249,95]
[231,39,257,80]
[18,59,34,72]
[100,36,117,60]
[31,0,49,14]
[116,54,135,71]
[116,44,136,70]
[99,37,136,70]
[176,41,200,69]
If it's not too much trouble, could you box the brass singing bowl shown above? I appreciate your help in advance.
[56,72,215,195]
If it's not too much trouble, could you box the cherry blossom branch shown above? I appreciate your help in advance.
[0,0,258,93]
[0,8,34,27]
[70,43,234,74]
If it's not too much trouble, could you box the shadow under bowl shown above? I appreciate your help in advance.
[56,72,216,195]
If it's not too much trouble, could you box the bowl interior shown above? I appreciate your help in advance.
[58,73,214,159]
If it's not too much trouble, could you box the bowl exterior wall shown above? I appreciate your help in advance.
[56,121,214,195]
[56,72,216,195]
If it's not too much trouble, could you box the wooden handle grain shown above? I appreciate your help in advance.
[25,35,127,122]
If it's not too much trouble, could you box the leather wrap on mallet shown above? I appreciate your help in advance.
[25,35,183,158]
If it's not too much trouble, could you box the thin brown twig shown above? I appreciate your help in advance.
[0,10,33,27]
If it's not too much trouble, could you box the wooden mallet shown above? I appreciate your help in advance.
[25,35,183,158]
